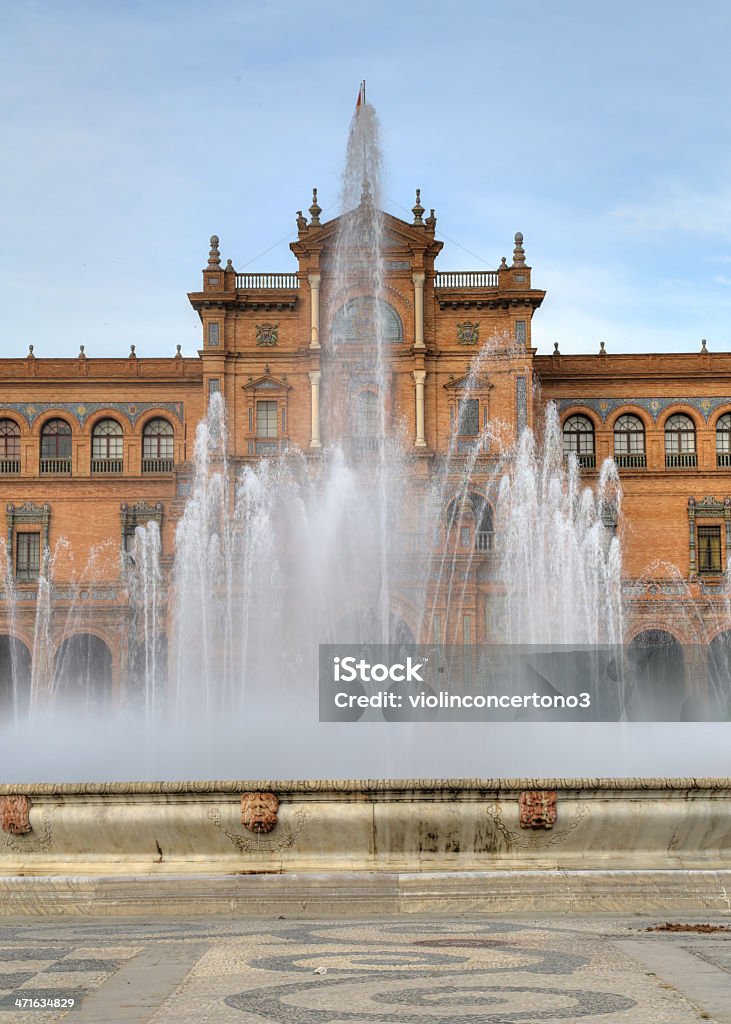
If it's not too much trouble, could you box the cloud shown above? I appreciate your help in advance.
[612,182,731,238]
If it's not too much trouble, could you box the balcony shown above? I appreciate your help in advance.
[346,436,384,456]
[718,452,731,468]
[142,458,174,474]
[475,531,494,552]
[40,458,71,475]
[235,273,299,289]
[614,453,646,469]
[435,271,499,289]
[0,459,20,474]
[91,458,123,475]
[577,453,596,470]
[665,452,697,469]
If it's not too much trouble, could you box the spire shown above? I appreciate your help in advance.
[207,235,221,268]
[512,232,526,267]
[355,80,366,115]
[412,188,424,225]
[309,188,321,226]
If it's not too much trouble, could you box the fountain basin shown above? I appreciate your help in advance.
[1,778,731,914]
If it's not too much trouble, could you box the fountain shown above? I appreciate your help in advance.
[0,92,730,913]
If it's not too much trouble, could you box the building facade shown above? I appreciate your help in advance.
[1,194,730,702]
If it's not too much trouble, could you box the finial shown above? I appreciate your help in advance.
[130,344,136,356]
[553,342,560,354]
[309,188,321,226]
[225,258,235,273]
[599,340,606,354]
[264,363,270,376]
[360,177,373,206]
[79,344,85,357]
[207,235,221,268]
[296,210,308,234]
[701,338,708,352]
[499,256,508,270]
[412,188,424,225]
[512,231,526,267]
[425,208,436,232]
[27,344,34,358]
[175,344,182,357]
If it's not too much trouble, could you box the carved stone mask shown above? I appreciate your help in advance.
[240,792,279,834]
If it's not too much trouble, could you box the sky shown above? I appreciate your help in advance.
[2,0,731,358]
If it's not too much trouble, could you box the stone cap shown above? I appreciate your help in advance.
[1,777,729,796]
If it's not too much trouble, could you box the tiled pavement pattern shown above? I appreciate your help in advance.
[0,914,729,1023]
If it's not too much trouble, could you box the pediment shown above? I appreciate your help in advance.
[443,374,492,391]
[243,374,290,392]
[291,209,442,260]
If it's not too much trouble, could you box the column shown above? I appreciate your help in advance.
[413,369,426,448]
[412,271,425,349]
[309,273,321,349]
[309,370,321,448]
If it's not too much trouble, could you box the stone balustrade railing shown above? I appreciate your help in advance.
[435,271,499,289]
[235,273,300,290]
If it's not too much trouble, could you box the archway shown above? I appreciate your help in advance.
[706,631,731,720]
[626,630,685,720]
[53,633,112,708]
[126,633,168,711]
[0,636,31,718]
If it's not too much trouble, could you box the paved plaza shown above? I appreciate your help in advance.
[0,913,729,1023]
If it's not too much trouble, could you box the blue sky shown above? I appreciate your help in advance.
[2,0,730,357]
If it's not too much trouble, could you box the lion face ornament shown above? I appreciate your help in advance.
[240,792,279,834]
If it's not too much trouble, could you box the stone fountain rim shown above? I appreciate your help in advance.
[1,777,731,796]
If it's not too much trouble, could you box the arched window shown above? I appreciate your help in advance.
[562,414,595,469]
[717,413,731,468]
[332,297,403,344]
[447,493,494,552]
[664,413,696,468]
[0,419,20,473]
[613,414,646,468]
[91,419,123,474]
[142,418,174,473]
[40,419,72,474]
[475,501,494,552]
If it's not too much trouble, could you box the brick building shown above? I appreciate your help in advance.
[1,191,730,704]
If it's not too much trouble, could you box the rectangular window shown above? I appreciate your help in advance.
[457,399,479,437]
[433,614,442,643]
[208,322,220,346]
[256,401,278,438]
[208,378,220,397]
[698,525,722,574]
[463,614,472,644]
[515,320,527,345]
[16,532,40,581]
